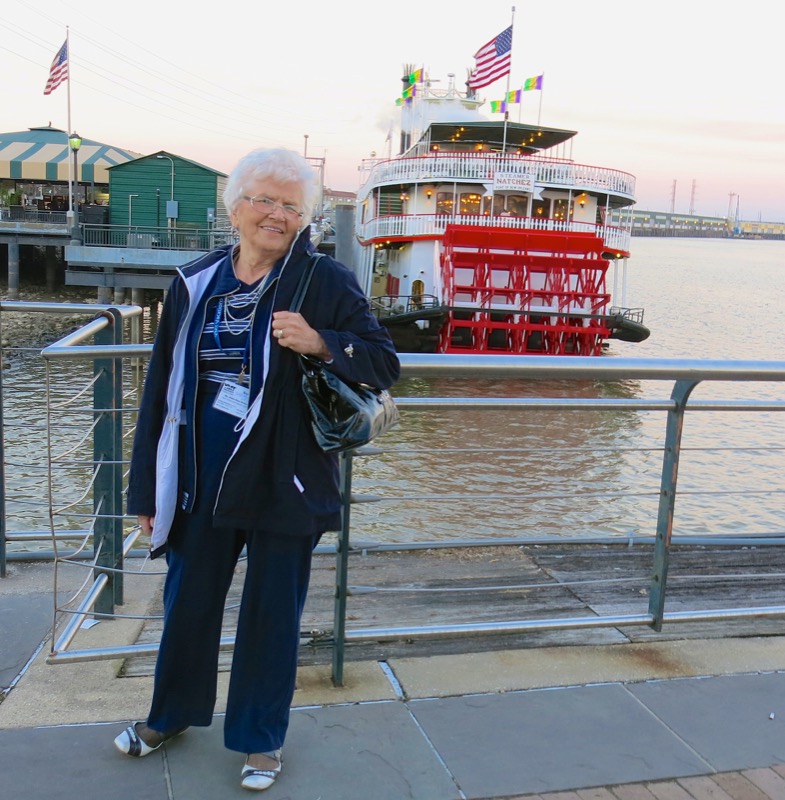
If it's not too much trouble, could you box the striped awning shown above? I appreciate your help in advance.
[0,126,142,185]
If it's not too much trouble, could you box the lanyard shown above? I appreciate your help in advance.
[211,279,275,384]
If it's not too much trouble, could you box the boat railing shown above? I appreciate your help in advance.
[609,306,646,324]
[358,152,635,200]
[370,294,442,317]
[357,213,631,253]
[2,310,784,685]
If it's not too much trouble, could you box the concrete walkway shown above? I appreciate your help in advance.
[2,560,784,799]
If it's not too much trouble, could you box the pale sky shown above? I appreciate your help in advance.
[3,0,783,222]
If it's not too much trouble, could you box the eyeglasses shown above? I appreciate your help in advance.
[242,195,304,219]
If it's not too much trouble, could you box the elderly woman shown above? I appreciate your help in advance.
[114,148,400,791]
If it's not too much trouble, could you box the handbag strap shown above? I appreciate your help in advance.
[289,253,325,313]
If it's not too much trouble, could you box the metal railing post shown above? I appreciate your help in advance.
[92,309,125,614]
[331,452,353,686]
[0,331,6,578]
[649,379,699,630]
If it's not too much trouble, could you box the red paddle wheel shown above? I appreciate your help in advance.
[438,226,613,355]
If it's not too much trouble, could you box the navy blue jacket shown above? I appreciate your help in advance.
[126,227,400,555]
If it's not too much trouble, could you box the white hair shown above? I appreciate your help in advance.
[223,148,317,222]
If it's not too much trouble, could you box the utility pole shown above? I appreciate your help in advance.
[727,191,737,219]
[688,179,696,215]
[669,179,677,213]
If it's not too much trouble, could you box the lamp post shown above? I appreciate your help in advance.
[68,132,82,243]
[156,154,176,239]
[156,154,175,201]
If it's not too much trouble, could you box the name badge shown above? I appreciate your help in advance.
[213,381,250,418]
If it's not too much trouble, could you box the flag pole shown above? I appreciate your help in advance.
[501,6,515,154]
[537,71,544,126]
[66,26,73,215]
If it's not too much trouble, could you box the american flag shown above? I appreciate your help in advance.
[43,40,68,95]
[467,26,513,90]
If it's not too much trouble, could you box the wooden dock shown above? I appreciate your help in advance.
[122,542,785,677]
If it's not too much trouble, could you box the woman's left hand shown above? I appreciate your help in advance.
[272,311,332,359]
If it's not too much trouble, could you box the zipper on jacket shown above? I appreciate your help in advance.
[185,282,241,512]
[211,240,302,519]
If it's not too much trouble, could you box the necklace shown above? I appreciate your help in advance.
[222,290,259,335]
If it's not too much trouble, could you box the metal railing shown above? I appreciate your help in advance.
[80,224,236,251]
[0,207,68,224]
[2,313,784,685]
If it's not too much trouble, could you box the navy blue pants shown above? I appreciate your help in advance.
[146,385,320,754]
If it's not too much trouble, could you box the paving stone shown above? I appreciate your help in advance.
[677,775,736,799]
[740,767,785,798]
[711,772,772,800]
[610,785,658,799]
[577,788,617,799]
[645,779,695,799]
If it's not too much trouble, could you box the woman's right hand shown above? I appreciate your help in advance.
[138,514,155,536]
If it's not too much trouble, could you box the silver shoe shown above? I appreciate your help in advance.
[240,750,282,791]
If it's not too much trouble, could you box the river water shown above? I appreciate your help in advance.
[354,237,785,543]
[2,237,784,550]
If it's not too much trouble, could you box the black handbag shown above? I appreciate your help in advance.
[290,255,400,453]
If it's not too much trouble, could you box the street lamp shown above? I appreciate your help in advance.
[156,154,177,235]
[156,154,175,200]
[68,132,82,243]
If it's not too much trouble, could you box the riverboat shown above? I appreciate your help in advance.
[353,71,649,355]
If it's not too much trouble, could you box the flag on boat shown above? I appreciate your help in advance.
[467,25,513,90]
[506,89,522,103]
[523,74,543,91]
[43,40,68,95]
[490,100,507,113]
[408,68,423,84]
[396,82,417,105]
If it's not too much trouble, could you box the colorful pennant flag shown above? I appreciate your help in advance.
[408,68,423,84]
[507,89,522,103]
[467,25,513,90]
[490,100,507,114]
[43,40,68,95]
[523,74,544,91]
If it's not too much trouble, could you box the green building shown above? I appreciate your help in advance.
[108,150,228,229]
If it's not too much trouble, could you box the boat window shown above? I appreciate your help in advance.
[411,279,425,308]
[377,190,403,216]
[436,192,454,215]
[459,192,482,215]
[553,198,569,221]
[506,195,528,216]
[532,199,548,217]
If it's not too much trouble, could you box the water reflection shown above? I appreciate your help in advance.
[3,350,98,543]
[353,375,660,543]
